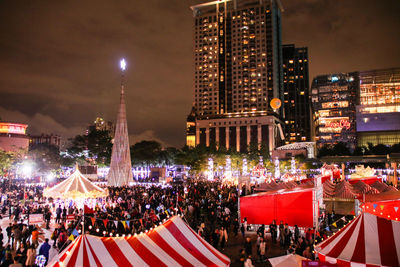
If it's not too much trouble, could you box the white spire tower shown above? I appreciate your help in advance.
[107,58,133,186]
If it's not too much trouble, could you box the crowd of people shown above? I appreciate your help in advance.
[0,178,364,266]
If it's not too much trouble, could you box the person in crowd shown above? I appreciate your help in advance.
[9,256,22,267]
[259,238,267,262]
[303,246,313,260]
[244,237,252,257]
[31,227,39,248]
[244,255,254,267]
[25,244,36,267]
[270,220,277,244]
[1,253,13,267]
[56,205,62,224]
[15,242,27,266]
[6,224,12,244]
[219,226,227,250]
[39,238,51,265]
[240,224,245,238]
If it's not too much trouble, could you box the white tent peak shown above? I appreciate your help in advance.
[43,166,108,200]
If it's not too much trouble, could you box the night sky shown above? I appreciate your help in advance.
[0,0,399,148]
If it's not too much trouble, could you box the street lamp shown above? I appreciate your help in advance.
[120,58,126,71]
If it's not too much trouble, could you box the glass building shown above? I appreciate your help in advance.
[282,44,310,144]
[357,68,400,146]
[311,73,359,149]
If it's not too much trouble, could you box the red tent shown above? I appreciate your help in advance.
[49,216,230,267]
[357,190,400,220]
[316,212,400,267]
[240,186,315,227]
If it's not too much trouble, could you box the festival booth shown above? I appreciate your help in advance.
[358,190,400,220]
[240,185,316,227]
[48,215,230,267]
[348,165,380,185]
[321,164,341,181]
[315,212,400,267]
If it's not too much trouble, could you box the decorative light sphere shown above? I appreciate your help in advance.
[120,58,126,71]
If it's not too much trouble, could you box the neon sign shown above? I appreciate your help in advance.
[0,123,27,135]
[325,119,351,130]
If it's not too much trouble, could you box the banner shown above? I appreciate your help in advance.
[66,215,75,222]
[29,214,44,224]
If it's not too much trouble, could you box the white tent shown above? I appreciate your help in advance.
[268,254,309,267]
[43,166,108,200]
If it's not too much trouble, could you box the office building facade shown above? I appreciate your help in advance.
[356,68,400,146]
[311,73,359,149]
[188,0,284,152]
[282,44,310,144]
[29,134,61,150]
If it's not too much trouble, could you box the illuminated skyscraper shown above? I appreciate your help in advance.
[187,0,284,152]
[282,44,310,144]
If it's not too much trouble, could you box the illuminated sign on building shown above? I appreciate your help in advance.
[0,123,28,135]
[319,118,351,133]
[325,119,351,130]
[321,101,349,109]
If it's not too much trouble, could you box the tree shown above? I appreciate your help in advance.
[332,142,351,156]
[369,144,390,155]
[391,143,400,153]
[28,144,61,173]
[0,149,15,177]
[66,129,113,166]
[130,140,162,167]
[318,144,333,157]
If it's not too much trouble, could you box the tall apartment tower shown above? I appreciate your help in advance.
[282,44,310,144]
[188,0,284,153]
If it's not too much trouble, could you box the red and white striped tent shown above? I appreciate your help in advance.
[315,212,400,267]
[49,216,230,267]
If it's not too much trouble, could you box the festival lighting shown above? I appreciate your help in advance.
[207,158,214,180]
[22,162,33,177]
[242,158,248,176]
[224,155,232,180]
[46,173,55,181]
[274,158,280,179]
[120,58,126,71]
[291,157,296,174]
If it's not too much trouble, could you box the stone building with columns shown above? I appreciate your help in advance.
[195,111,284,153]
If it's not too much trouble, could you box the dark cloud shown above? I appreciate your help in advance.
[0,0,399,148]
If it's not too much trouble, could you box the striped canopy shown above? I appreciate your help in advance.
[49,216,230,267]
[316,212,400,267]
[43,167,108,200]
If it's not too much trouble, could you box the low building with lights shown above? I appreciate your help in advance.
[356,68,400,146]
[29,133,61,150]
[194,111,284,153]
[186,106,197,147]
[311,72,359,149]
[0,122,29,152]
